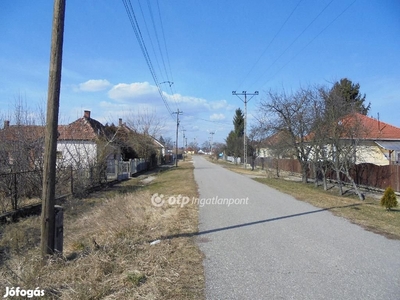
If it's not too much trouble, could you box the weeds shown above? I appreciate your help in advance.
[0,161,204,299]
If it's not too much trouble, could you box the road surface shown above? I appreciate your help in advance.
[193,156,400,300]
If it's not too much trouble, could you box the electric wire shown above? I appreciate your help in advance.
[147,0,169,85]
[136,0,180,114]
[236,0,304,91]
[121,0,175,120]
[136,0,164,85]
[156,0,180,111]
[248,0,335,90]
[261,0,357,89]
[157,0,174,87]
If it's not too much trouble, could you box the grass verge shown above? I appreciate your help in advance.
[210,157,400,240]
[0,160,204,299]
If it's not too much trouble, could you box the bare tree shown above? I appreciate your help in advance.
[0,98,46,209]
[126,109,165,138]
[319,86,368,200]
[163,136,175,150]
[258,87,318,183]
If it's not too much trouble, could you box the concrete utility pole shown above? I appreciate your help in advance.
[209,131,215,154]
[41,0,66,258]
[181,128,186,161]
[172,109,183,167]
[232,91,258,169]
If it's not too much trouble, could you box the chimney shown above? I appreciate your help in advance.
[4,120,10,128]
[84,110,91,119]
[119,118,122,126]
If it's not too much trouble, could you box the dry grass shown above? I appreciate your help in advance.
[209,158,400,240]
[0,160,204,299]
[253,177,400,240]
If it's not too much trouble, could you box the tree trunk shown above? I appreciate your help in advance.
[301,162,308,184]
[344,170,364,200]
[321,169,328,191]
[335,169,343,196]
[313,163,319,188]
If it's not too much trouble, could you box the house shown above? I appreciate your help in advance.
[257,130,294,159]
[0,121,45,171]
[152,136,165,165]
[57,110,113,168]
[257,113,400,167]
[113,118,165,167]
[1,110,166,175]
[185,147,195,155]
[337,113,400,165]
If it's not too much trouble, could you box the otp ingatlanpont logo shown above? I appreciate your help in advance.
[150,193,165,207]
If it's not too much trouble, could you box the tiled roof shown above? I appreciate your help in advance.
[262,130,291,147]
[1,112,107,143]
[58,117,105,141]
[342,113,400,140]
[0,125,45,142]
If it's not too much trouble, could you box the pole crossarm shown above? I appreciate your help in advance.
[231,91,259,169]
[160,81,174,87]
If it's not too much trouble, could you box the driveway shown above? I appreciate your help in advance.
[193,156,400,299]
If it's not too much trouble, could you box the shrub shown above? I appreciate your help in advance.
[380,187,398,211]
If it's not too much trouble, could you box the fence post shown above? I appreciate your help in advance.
[70,166,73,195]
[12,173,17,210]
[54,205,63,253]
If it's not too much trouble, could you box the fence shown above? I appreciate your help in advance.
[0,157,152,214]
[0,170,42,212]
[225,156,241,164]
[254,157,400,193]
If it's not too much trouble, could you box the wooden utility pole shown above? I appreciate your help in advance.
[41,0,66,258]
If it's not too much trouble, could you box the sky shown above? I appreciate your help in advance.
[1,0,400,148]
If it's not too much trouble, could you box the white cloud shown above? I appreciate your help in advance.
[166,93,208,106]
[207,100,231,110]
[108,82,158,101]
[210,113,226,121]
[79,79,111,92]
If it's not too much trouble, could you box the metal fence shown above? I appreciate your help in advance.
[0,158,151,213]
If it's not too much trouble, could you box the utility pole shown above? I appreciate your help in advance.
[232,91,258,169]
[209,131,215,154]
[181,128,186,161]
[41,0,66,258]
[172,109,183,167]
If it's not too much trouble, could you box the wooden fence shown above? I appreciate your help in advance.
[255,157,400,193]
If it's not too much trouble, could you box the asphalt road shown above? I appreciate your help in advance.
[193,156,400,300]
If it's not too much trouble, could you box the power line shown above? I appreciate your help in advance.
[156,0,174,86]
[261,0,357,89]
[138,0,179,112]
[136,0,165,84]
[146,0,170,82]
[236,0,304,90]
[248,0,335,90]
[121,0,175,120]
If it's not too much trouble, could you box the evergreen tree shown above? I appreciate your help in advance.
[225,108,245,158]
[233,108,245,137]
[380,186,398,211]
[327,78,370,116]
